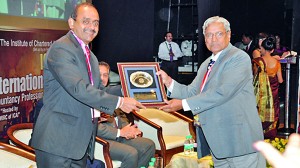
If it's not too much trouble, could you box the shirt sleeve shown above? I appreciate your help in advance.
[182,99,191,111]
[158,42,171,61]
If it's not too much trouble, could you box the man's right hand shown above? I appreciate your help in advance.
[156,70,173,87]
[159,99,183,112]
[119,97,146,113]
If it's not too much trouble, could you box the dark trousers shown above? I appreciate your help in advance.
[196,126,210,158]
[35,120,98,168]
[35,149,88,168]
[87,119,99,160]
[160,60,179,80]
[107,137,155,168]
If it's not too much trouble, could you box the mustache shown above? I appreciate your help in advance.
[84,28,96,34]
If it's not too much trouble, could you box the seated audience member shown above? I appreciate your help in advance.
[252,36,283,139]
[254,133,300,168]
[98,61,134,123]
[97,61,155,168]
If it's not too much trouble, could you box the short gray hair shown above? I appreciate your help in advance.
[202,16,231,35]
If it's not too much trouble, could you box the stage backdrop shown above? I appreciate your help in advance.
[92,0,154,72]
[0,28,66,139]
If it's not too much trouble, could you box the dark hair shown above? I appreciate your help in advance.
[261,36,276,51]
[258,32,268,39]
[253,32,268,49]
[164,31,172,37]
[70,2,96,20]
[99,61,110,72]
[242,32,253,40]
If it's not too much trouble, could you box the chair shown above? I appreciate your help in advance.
[95,137,122,168]
[7,123,120,168]
[0,142,36,168]
[6,123,34,153]
[133,108,196,167]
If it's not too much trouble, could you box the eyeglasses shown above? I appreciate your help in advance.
[73,18,99,27]
[205,31,227,39]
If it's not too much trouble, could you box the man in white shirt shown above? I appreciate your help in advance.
[242,33,254,59]
[158,32,183,80]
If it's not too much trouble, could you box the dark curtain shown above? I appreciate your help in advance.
[197,0,220,65]
[292,0,300,53]
[92,0,154,72]
[290,0,300,131]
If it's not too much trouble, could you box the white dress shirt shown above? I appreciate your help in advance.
[158,41,183,61]
[167,50,222,111]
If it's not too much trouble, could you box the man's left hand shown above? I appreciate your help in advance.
[120,123,142,139]
[159,99,183,112]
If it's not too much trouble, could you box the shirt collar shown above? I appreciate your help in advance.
[248,40,252,47]
[211,50,222,62]
[70,30,89,54]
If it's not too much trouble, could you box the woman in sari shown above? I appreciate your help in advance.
[253,36,283,138]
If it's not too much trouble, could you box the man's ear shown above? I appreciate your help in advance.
[68,18,74,29]
[227,30,232,39]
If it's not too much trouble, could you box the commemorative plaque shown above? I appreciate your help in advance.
[117,62,167,107]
